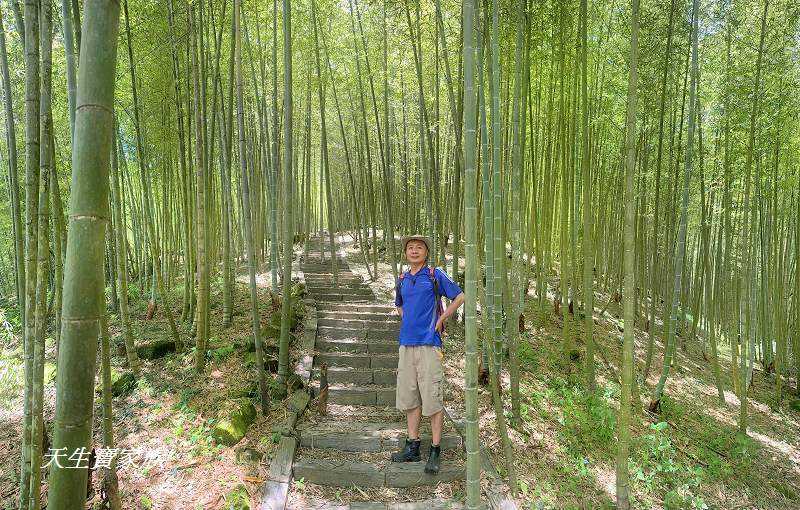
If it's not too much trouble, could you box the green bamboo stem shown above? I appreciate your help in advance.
[47,2,122,506]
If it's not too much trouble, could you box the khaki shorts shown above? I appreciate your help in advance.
[396,345,444,416]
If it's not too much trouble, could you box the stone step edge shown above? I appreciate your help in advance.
[297,429,463,453]
[292,459,465,488]
[309,382,396,392]
[286,497,473,510]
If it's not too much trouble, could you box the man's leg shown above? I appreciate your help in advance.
[392,347,422,462]
[420,347,444,474]
[430,409,443,446]
[407,405,422,440]
[391,405,422,462]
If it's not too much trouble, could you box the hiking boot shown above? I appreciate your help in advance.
[424,444,441,474]
[391,438,421,462]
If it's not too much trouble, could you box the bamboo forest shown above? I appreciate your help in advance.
[1,0,800,508]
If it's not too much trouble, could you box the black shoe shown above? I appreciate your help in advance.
[391,438,421,462]
[424,444,441,474]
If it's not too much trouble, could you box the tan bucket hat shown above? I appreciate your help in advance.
[401,234,432,256]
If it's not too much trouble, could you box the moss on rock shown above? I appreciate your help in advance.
[110,371,137,397]
[223,484,250,510]
[211,398,257,446]
[136,339,176,360]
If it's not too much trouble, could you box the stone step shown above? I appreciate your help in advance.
[310,383,395,406]
[316,303,396,313]
[305,280,370,288]
[315,352,398,369]
[313,294,373,303]
[305,282,372,292]
[297,426,461,453]
[317,318,399,329]
[287,497,468,510]
[292,459,464,488]
[302,269,353,275]
[322,404,406,421]
[305,273,367,286]
[306,289,373,296]
[314,366,397,385]
[304,273,363,280]
[302,271,357,278]
[317,326,397,341]
[317,338,397,355]
[317,311,399,322]
[310,288,375,297]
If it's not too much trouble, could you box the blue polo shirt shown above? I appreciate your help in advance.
[394,266,463,347]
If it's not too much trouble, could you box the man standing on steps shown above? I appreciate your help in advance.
[391,235,464,475]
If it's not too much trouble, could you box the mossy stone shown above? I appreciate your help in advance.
[136,339,176,360]
[110,371,137,397]
[211,398,257,446]
[223,484,250,510]
[263,325,281,340]
[290,281,306,298]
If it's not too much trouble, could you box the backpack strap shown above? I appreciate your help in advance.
[428,267,440,301]
[395,272,405,307]
[429,268,445,333]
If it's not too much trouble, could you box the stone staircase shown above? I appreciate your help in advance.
[288,241,466,508]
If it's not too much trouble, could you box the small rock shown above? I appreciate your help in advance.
[235,446,263,465]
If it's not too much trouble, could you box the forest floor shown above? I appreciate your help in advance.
[1,234,799,509]
[1,265,311,509]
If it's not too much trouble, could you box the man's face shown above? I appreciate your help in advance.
[405,240,428,264]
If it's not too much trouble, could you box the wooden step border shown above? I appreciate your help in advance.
[259,391,310,510]
[258,263,318,510]
[294,294,318,384]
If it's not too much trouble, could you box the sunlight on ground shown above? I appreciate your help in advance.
[590,464,618,505]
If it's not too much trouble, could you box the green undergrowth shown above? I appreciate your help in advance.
[516,326,774,509]
[0,302,32,408]
[94,277,293,506]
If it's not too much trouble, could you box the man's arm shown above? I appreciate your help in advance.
[435,292,464,332]
[396,306,403,318]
